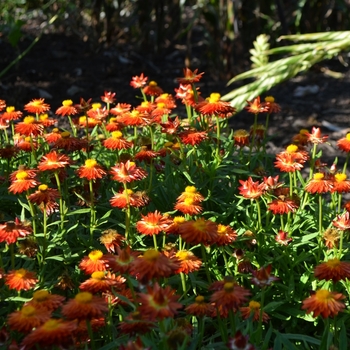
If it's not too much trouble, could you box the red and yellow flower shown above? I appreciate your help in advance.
[238,177,265,199]
[37,151,72,171]
[240,300,269,323]
[26,289,65,312]
[314,258,350,282]
[185,295,215,317]
[305,173,334,194]
[178,218,218,245]
[5,268,38,291]
[136,211,173,236]
[79,250,109,275]
[110,160,147,183]
[77,159,106,181]
[0,218,32,245]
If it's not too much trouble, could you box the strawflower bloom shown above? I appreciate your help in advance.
[24,98,50,114]
[0,218,32,244]
[301,289,346,318]
[332,211,350,231]
[177,68,204,84]
[8,168,39,194]
[233,129,250,147]
[245,96,268,114]
[26,289,65,311]
[28,184,60,215]
[174,250,202,274]
[136,211,173,236]
[110,160,147,183]
[240,300,269,323]
[322,228,341,249]
[274,144,308,173]
[79,250,109,274]
[251,265,278,287]
[292,128,310,147]
[179,129,208,146]
[79,271,123,293]
[263,96,281,114]
[53,131,87,151]
[305,173,334,194]
[105,246,137,274]
[337,133,350,152]
[178,218,218,245]
[130,73,148,89]
[55,99,78,116]
[137,282,182,321]
[103,130,134,150]
[227,331,256,350]
[215,224,237,246]
[99,229,125,253]
[275,230,293,246]
[5,268,38,291]
[267,196,299,215]
[130,249,180,283]
[118,110,151,126]
[210,282,250,317]
[77,159,106,180]
[15,116,43,136]
[110,189,149,208]
[314,258,350,282]
[37,151,72,171]
[134,146,160,163]
[101,91,116,104]
[174,198,203,215]
[7,305,51,333]
[238,177,265,199]
[306,127,328,144]
[195,92,235,118]
[21,319,76,349]
[39,113,56,127]
[176,186,204,202]
[44,128,62,144]
[185,295,215,317]
[143,81,164,96]
[62,292,108,320]
[2,106,23,121]
[332,173,350,193]
[118,311,154,335]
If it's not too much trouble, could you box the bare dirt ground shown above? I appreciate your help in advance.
[1,33,350,166]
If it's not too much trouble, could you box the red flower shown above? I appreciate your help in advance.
[53,131,88,151]
[178,218,218,245]
[136,211,173,236]
[305,173,334,194]
[238,177,265,199]
[105,246,137,274]
[195,93,235,118]
[332,173,350,193]
[332,212,350,231]
[77,159,106,180]
[5,268,38,291]
[99,229,125,253]
[179,129,208,146]
[118,110,151,126]
[245,96,268,114]
[314,258,350,282]
[306,127,328,144]
[227,331,256,350]
[110,160,147,183]
[185,295,215,317]
[301,289,345,318]
[143,81,164,96]
[337,133,350,152]
[101,91,116,104]
[233,129,250,147]
[55,99,78,116]
[103,130,133,150]
[110,189,149,208]
[2,106,23,121]
[134,147,160,163]
[137,282,182,321]
[263,96,281,114]
[0,218,32,244]
[215,224,237,246]
[251,265,278,287]
[28,184,60,215]
[15,116,43,136]
[118,311,154,335]
[130,73,148,89]
[8,169,39,194]
[268,197,299,215]
[24,98,50,114]
[79,271,124,293]
[37,151,72,171]
[177,68,204,84]
[240,300,269,323]
[275,230,292,246]
[274,144,308,173]
[26,289,65,312]
[79,250,109,275]
[174,250,202,274]
[110,103,132,116]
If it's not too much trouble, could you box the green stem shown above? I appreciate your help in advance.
[10,243,15,269]
[89,180,96,245]
[54,171,65,230]
[180,272,187,294]
[215,116,221,159]
[86,320,96,350]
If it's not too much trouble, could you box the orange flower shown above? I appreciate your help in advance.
[99,229,125,253]
[28,184,60,215]
[118,109,151,126]
[267,197,299,215]
[77,159,106,180]
[240,300,269,323]
[195,93,235,118]
[274,144,308,173]
[305,173,334,194]
[164,216,186,234]
[322,228,340,249]
[39,113,56,127]
[301,289,346,318]
[185,295,215,317]
[103,130,134,150]
[332,212,350,231]
[337,133,350,152]
[177,68,204,84]
[62,292,108,320]
[87,103,108,121]
[210,282,250,318]
[24,98,50,114]
[0,99,5,111]
[14,116,43,136]
[0,218,32,244]
[8,305,51,333]
[137,282,182,321]
[178,218,218,245]
[233,129,250,147]
[26,289,65,311]
[105,246,137,274]
[179,129,208,146]
[131,249,180,283]
[292,128,310,147]
[332,173,350,193]
[143,81,164,96]
[306,127,328,144]
[105,117,121,132]
[275,230,293,246]
[136,211,173,236]
[79,250,109,275]
[263,96,281,114]
[130,73,148,89]
[110,160,147,183]
[21,319,76,349]
[53,131,87,151]
[101,91,116,104]
[175,198,203,215]
[176,186,204,203]
[134,146,160,163]
[110,189,149,208]
[5,268,38,291]
[55,99,78,116]
[110,103,132,116]
[175,83,203,106]
[8,169,39,194]
[79,271,124,293]
[238,177,265,199]
[245,96,268,114]
[2,106,23,121]
[314,258,350,282]
[251,265,278,287]
[0,144,18,159]
[174,250,202,274]
[44,128,62,144]
[78,115,101,128]
[37,151,72,171]
[215,224,237,246]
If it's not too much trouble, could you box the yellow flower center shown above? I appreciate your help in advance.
[61,131,70,138]
[40,114,49,121]
[15,268,27,278]
[184,198,194,205]
[52,128,59,133]
[143,249,160,261]
[42,319,61,330]
[249,300,261,309]
[173,216,185,224]
[32,100,43,106]
[16,171,28,180]
[192,219,207,232]
[23,116,35,124]
[128,161,135,167]
[223,282,234,292]
[85,159,97,168]
[286,144,298,153]
[313,173,324,181]
[335,173,347,182]
[264,96,275,103]
[299,129,309,135]
[111,131,123,139]
[217,224,227,235]
[62,100,73,106]
[124,189,134,196]
[33,290,49,301]
[315,289,332,301]
[149,81,158,87]
[130,110,140,118]
[207,92,221,103]
[91,271,105,279]
[92,103,101,110]
[21,305,36,317]
[141,101,151,107]
[6,106,15,113]
[346,133,350,141]
[88,250,103,261]
[185,186,197,193]
[176,250,190,260]
[39,184,48,192]
[164,141,174,148]
[195,295,205,303]
[157,102,166,109]
[160,93,169,99]
[325,258,340,268]
[234,129,249,137]
[75,291,93,303]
